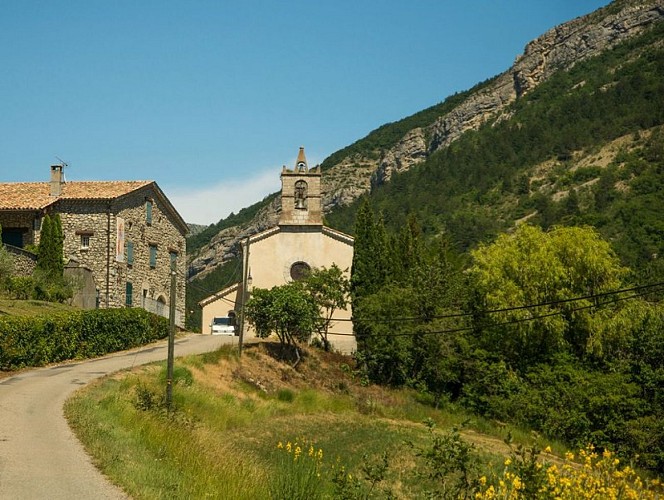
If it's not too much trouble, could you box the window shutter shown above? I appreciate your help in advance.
[127,241,134,265]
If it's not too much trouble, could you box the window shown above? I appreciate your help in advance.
[146,200,153,225]
[126,241,134,265]
[125,282,133,306]
[294,180,308,209]
[80,234,90,249]
[149,245,157,268]
[169,251,177,271]
[290,261,311,281]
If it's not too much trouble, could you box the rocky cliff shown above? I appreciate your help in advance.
[188,0,664,281]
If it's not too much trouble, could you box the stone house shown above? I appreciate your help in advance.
[0,165,188,326]
[199,148,356,353]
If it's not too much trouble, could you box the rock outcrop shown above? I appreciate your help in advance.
[189,0,664,281]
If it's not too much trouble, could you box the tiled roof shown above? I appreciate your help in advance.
[0,180,152,210]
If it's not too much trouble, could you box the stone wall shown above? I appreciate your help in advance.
[279,168,322,226]
[54,185,187,326]
[0,211,40,247]
[4,244,37,277]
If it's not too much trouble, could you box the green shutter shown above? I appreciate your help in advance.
[150,245,157,267]
[146,201,153,224]
[126,241,134,265]
[125,282,133,306]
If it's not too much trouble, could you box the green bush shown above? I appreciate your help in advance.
[5,276,33,300]
[4,273,74,303]
[0,308,168,370]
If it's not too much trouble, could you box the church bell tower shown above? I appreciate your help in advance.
[279,147,322,226]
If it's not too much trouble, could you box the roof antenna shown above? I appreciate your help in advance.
[55,156,69,181]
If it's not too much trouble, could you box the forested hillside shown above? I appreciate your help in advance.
[340,21,664,474]
[187,12,664,329]
[328,20,664,279]
[186,0,664,285]
[180,5,664,475]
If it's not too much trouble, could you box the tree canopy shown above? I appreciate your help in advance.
[467,224,628,366]
[303,264,350,351]
[244,281,320,365]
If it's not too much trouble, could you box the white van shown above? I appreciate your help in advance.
[210,316,236,335]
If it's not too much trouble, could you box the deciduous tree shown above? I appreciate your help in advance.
[303,264,350,351]
[245,281,320,366]
[467,224,627,367]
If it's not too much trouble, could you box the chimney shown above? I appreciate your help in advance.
[50,165,64,196]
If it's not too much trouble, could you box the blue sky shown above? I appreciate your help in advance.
[0,1,608,224]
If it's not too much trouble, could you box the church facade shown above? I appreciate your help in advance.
[199,148,355,353]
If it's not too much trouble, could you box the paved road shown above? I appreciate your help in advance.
[0,334,237,499]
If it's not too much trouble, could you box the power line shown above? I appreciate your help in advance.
[319,285,663,338]
[187,274,664,337]
[340,281,664,324]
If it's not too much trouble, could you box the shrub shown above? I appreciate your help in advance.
[0,308,168,370]
[5,276,34,300]
[476,444,664,499]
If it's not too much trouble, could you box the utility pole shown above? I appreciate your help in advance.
[238,236,250,357]
[166,264,177,412]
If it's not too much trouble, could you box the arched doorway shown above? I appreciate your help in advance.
[155,295,167,318]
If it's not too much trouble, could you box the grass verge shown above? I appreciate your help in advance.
[65,343,569,498]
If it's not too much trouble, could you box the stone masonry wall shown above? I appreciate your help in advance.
[0,211,39,247]
[279,169,322,226]
[55,186,186,326]
[4,245,37,277]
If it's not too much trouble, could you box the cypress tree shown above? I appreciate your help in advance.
[37,215,54,274]
[52,214,64,276]
[36,214,64,279]
[350,198,374,303]
[350,199,390,302]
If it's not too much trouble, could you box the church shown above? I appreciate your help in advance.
[199,147,356,353]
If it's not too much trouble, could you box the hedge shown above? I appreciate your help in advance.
[0,308,169,370]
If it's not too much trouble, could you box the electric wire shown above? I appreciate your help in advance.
[187,269,664,336]
[337,280,664,324]
[321,283,664,337]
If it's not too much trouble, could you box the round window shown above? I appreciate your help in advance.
[290,261,311,281]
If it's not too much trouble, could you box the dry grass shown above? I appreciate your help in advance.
[66,342,563,498]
